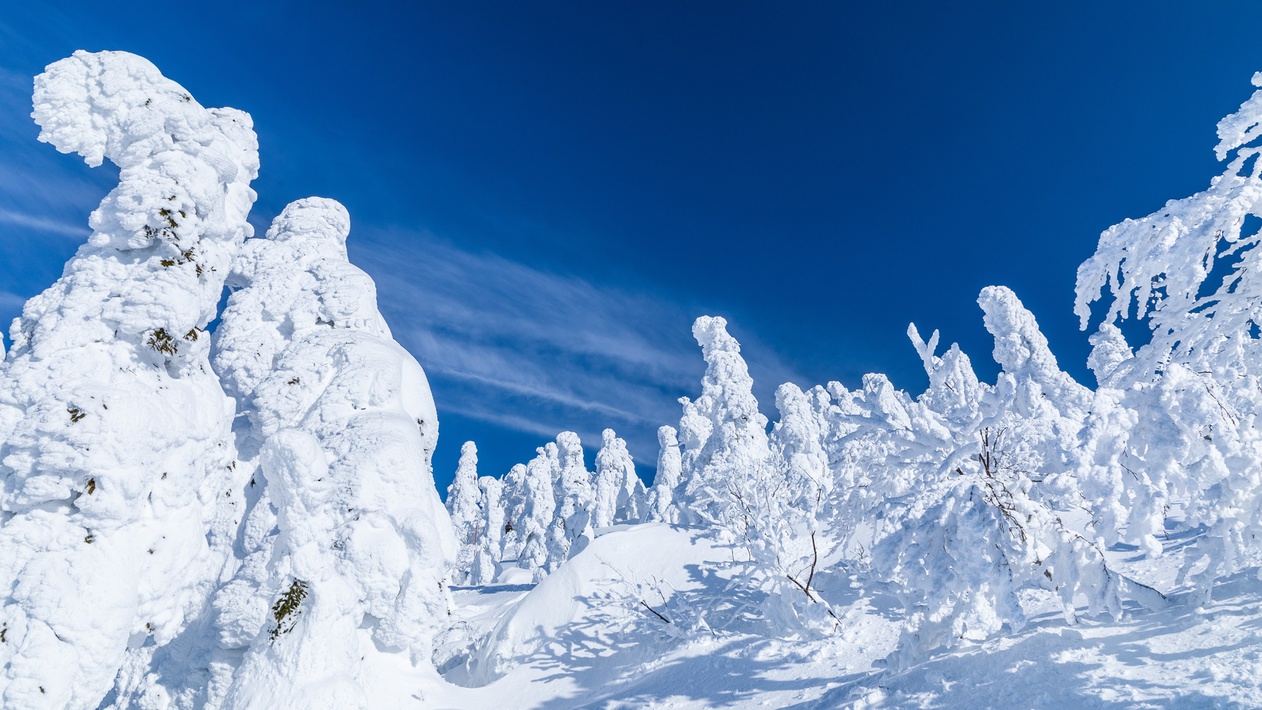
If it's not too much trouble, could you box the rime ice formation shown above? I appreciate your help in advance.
[676,316,771,528]
[469,476,504,585]
[592,429,646,528]
[0,50,258,709]
[205,198,455,708]
[447,441,483,581]
[545,431,594,570]
[646,425,682,523]
[516,444,556,580]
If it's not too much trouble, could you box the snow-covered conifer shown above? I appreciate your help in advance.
[470,476,505,585]
[592,428,646,528]
[676,316,771,526]
[546,431,595,570]
[0,51,258,709]
[499,463,528,563]
[770,383,831,521]
[447,441,483,581]
[517,444,557,580]
[647,425,682,524]
[203,198,456,707]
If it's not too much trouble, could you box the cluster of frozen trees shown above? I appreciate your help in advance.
[448,71,1262,664]
[446,428,646,584]
[0,52,453,708]
[8,48,1262,708]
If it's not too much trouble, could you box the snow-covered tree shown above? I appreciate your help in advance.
[592,428,647,528]
[1072,73,1262,596]
[499,463,528,563]
[0,51,259,709]
[868,288,1162,667]
[647,425,682,523]
[204,198,456,707]
[447,441,484,581]
[470,476,505,585]
[517,444,557,581]
[671,317,843,631]
[770,382,831,525]
[546,431,595,570]
[676,316,772,526]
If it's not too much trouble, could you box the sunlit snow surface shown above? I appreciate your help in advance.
[419,524,1262,709]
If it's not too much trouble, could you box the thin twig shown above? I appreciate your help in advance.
[640,600,671,624]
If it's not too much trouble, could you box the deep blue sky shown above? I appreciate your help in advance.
[1,3,1260,492]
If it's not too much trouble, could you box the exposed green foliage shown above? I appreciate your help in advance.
[269,579,309,641]
[147,328,179,356]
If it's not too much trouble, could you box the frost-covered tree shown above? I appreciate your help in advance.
[671,317,843,631]
[469,476,505,585]
[546,431,595,570]
[447,441,484,581]
[676,316,772,526]
[770,383,831,524]
[592,428,647,528]
[1072,73,1262,596]
[499,463,528,562]
[517,444,557,580]
[204,198,456,707]
[647,425,682,523]
[867,288,1162,667]
[0,51,258,709]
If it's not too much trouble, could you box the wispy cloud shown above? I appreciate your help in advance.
[355,225,804,466]
[0,206,86,238]
[0,290,24,311]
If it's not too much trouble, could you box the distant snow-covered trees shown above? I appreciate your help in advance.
[448,441,483,581]
[592,428,646,528]
[647,425,682,524]
[470,476,505,585]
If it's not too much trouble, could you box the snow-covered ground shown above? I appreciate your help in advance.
[418,523,1262,709]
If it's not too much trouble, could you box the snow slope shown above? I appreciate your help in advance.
[425,524,1262,709]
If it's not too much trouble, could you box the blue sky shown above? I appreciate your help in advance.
[2,3,1262,491]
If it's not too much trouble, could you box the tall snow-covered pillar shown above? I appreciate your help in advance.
[211,198,456,707]
[0,51,258,709]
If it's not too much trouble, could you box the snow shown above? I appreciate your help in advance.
[0,50,257,709]
[6,48,1262,709]
[208,197,455,708]
[423,523,1262,709]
